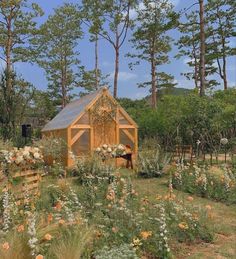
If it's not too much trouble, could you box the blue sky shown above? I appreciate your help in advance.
[8,0,236,99]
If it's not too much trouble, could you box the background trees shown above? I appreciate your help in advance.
[128,0,177,108]
[0,0,42,139]
[32,3,83,108]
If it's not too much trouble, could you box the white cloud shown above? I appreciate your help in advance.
[108,71,138,81]
[130,1,179,19]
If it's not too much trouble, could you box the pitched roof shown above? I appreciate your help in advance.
[42,88,102,131]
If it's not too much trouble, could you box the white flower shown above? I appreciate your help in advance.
[33,153,40,159]
[15,156,24,165]
[220,138,228,145]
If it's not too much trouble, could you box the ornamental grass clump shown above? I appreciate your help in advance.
[137,148,170,178]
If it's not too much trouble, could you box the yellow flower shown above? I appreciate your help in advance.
[17,225,24,233]
[44,233,52,241]
[140,231,152,240]
[132,237,142,247]
[178,222,189,230]
[35,255,44,259]
[187,196,194,202]
[156,195,163,200]
[2,242,10,250]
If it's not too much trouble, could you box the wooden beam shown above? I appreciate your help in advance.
[122,129,135,143]
[134,128,138,154]
[89,112,94,153]
[71,130,85,145]
[119,125,135,129]
[71,125,91,129]
[119,108,138,128]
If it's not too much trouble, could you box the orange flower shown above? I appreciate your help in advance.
[44,234,52,241]
[178,222,189,230]
[17,225,24,233]
[55,202,62,211]
[47,213,53,223]
[140,231,152,240]
[16,200,21,206]
[187,196,194,202]
[35,255,44,259]
[95,230,102,239]
[205,205,212,210]
[2,242,10,250]
[58,219,65,226]
[106,189,115,201]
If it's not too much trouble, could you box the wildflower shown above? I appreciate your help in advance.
[141,197,149,205]
[2,242,10,250]
[44,233,52,241]
[54,202,62,211]
[140,231,152,240]
[192,213,199,221]
[47,213,53,223]
[132,238,142,247]
[35,255,44,259]
[112,227,118,233]
[156,195,163,200]
[95,230,102,239]
[58,219,65,226]
[17,225,25,233]
[187,196,194,202]
[178,222,189,230]
[205,205,212,210]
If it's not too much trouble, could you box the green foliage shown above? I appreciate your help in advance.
[72,156,115,185]
[32,3,83,107]
[95,244,138,259]
[172,164,236,204]
[137,147,170,178]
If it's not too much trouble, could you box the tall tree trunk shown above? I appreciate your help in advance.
[222,41,228,90]
[113,47,119,99]
[61,65,66,108]
[95,34,99,90]
[192,46,199,89]
[113,28,119,99]
[199,0,206,96]
[151,52,157,109]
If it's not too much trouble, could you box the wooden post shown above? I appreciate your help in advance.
[90,111,94,154]
[67,126,73,167]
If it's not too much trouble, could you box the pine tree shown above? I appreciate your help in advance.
[128,0,177,108]
[0,0,43,138]
[32,4,83,108]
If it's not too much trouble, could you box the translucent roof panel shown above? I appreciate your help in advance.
[42,89,102,131]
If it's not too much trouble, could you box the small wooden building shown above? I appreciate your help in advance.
[42,87,138,167]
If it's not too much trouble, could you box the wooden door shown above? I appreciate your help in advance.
[94,120,116,147]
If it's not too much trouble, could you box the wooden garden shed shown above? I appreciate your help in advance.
[42,87,138,167]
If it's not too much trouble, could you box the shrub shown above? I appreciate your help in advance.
[172,163,236,204]
[72,156,115,185]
